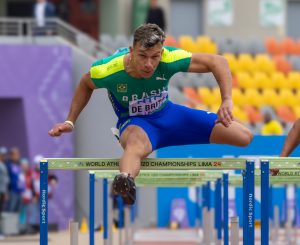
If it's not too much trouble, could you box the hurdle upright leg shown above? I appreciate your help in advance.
[130,204,135,245]
[118,195,124,245]
[294,185,297,226]
[261,160,269,245]
[215,178,222,245]
[196,186,201,228]
[294,185,299,244]
[223,173,229,245]
[245,160,255,245]
[89,172,95,245]
[283,185,288,225]
[108,185,113,245]
[206,182,212,244]
[269,185,273,240]
[103,178,108,245]
[202,184,207,244]
[243,168,247,244]
[40,160,49,245]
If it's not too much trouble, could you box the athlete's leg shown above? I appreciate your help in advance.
[112,125,152,205]
[210,121,253,146]
[119,125,153,177]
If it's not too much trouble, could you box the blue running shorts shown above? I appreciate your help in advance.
[117,101,218,151]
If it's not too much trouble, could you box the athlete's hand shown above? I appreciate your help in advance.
[215,98,234,127]
[48,122,73,137]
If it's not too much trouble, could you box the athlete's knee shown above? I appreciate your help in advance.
[237,127,253,147]
[125,134,143,149]
[123,131,151,157]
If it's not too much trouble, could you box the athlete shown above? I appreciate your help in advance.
[49,24,253,205]
[280,118,300,157]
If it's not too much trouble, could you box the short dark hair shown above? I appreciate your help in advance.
[133,23,166,48]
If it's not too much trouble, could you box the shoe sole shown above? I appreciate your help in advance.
[113,175,136,205]
[113,175,130,195]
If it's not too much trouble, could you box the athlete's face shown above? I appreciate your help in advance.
[130,42,163,78]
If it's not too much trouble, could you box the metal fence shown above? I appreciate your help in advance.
[0,17,103,57]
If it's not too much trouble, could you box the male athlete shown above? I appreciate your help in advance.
[280,118,300,157]
[269,118,300,176]
[49,24,253,205]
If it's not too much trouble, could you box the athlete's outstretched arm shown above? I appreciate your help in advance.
[49,72,96,137]
[280,118,300,157]
[188,54,233,127]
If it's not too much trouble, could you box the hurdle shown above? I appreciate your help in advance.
[224,166,300,243]
[92,170,222,245]
[260,157,300,245]
[90,171,134,245]
[39,158,255,245]
[90,171,254,244]
[91,172,244,245]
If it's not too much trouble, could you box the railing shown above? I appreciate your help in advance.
[0,17,105,57]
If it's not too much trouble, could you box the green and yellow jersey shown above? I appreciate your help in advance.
[90,46,192,119]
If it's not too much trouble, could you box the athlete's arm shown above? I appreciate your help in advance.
[280,118,300,157]
[188,54,233,127]
[49,72,96,137]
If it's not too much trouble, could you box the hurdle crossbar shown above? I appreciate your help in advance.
[43,158,247,170]
[260,157,300,245]
[40,158,254,245]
